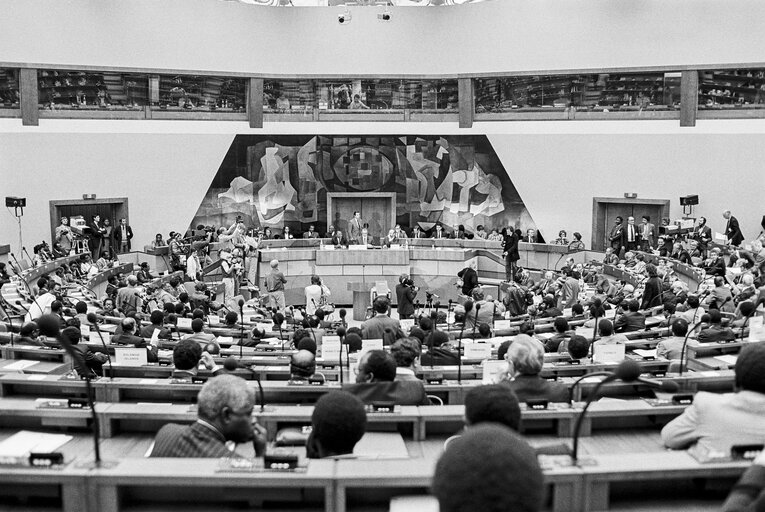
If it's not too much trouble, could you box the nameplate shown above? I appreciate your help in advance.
[321,245,335,250]
[208,316,220,326]
[114,347,148,367]
[360,339,383,357]
[322,336,341,360]
[526,399,549,410]
[463,342,492,361]
[399,319,415,332]
[482,359,507,384]
[349,245,367,251]
[592,343,625,364]
[370,402,396,413]
[177,318,192,329]
[493,320,512,330]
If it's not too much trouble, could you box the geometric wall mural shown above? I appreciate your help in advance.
[189,135,538,236]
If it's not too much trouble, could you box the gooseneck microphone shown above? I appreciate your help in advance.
[336,326,347,385]
[339,308,347,327]
[224,356,266,413]
[273,312,285,352]
[238,299,245,359]
[0,301,15,346]
[457,301,474,384]
[447,299,453,327]
[678,316,709,376]
[470,303,482,340]
[86,312,113,380]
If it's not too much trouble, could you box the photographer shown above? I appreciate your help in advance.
[396,274,418,320]
[305,274,331,316]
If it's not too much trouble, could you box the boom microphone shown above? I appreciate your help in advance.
[339,308,347,327]
[678,317,709,376]
[457,301,474,384]
[223,356,266,414]
[273,312,285,352]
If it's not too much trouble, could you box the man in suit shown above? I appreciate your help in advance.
[661,342,765,452]
[302,224,320,239]
[150,374,266,458]
[639,215,655,251]
[697,309,736,343]
[89,214,106,259]
[723,210,745,246]
[432,223,447,239]
[390,338,421,381]
[348,211,363,244]
[692,216,713,258]
[524,229,538,244]
[455,288,506,331]
[112,317,159,362]
[343,349,430,405]
[620,216,641,254]
[412,226,425,239]
[113,218,133,254]
[608,216,624,255]
[357,227,374,247]
[614,300,646,333]
[703,247,727,277]
[329,228,347,247]
[457,261,479,297]
[503,227,520,282]
[361,297,404,345]
[395,275,417,320]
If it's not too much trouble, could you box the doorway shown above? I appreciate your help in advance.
[49,198,129,243]
[326,192,396,240]
[592,197,670,252]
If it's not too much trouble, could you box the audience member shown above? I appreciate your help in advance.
[360,297,404,345]
[696,309,736,343]
[343,349,429,405]
[502,334,568,403]
[390,337,421,381]
[306,391,367,459]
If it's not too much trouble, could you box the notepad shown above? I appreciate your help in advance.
[0,431,72,463]
[714,355,738,366]
[634,349,658,359]
[3,360,38,371]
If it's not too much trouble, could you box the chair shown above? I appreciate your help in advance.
[370,281,391,303]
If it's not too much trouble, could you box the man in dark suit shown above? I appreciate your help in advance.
[703,247,727,277]
[357,227,375,247]
[150,374,266,458]
[395,276,417,320]
[697,309,736,343]
[457,261,479,297]
[111,317,159,362]
[361,297,404,345]
[113,218,133,254]
[524,229,538,244]
[614,299,646,333]
[431,223,447,239]
[343,349,430,405]
[620,216,641,254]
[608,216,624,255]
[692,216,713,257]
[329,228,347,247]
[723,210,745,246]
[348,211,363,244]
[88,214,106,259]
[503,228,520,282]
[302,224,320,239]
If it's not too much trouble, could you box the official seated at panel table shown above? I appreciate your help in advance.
[150,374,267,458]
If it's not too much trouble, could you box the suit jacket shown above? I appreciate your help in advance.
[524,235,538,244]
[431,229,447,239]
[361,314,404,345]
[670,249,693,265]
[704,256,726,277]
[150,421,236,458]
[395,284,415,317]
[139,324,172,340]
[661,390,765,451]
[726,216,745,246]
[721,463,765,512]
[620,223,641,248]
[506,375,569,404]
[343,381,430,406]
[302,231,319,239]
[113,225,134,250]
[641,276,664,309]
[614,311,646,332]
[348,218,363,242]
[693,224,713,249]
[503,233,520,262]
[640,222,656,247]
[420,346,460,366]
[697,324,736,343]
[330,234,347,247]
[457,267,478,296]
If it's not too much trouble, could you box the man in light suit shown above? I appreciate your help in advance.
[639,215,655,252]
[348,211,363,244]
[723,210,745,246]
[524,229,538,244]
[113,218,134,254]
[661,343,765,452]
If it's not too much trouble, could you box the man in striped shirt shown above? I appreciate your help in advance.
[150,374,266,458]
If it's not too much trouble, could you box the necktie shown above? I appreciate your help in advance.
[629,226,634,242]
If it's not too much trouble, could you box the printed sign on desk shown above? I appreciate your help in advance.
[322,336,341,360]
[80,324,90,338]
[592,343,626,363]
[114,347,148,367]
[349,245,368,251]
[482,359,507,384]
[463,342,492,361]
[399,319,414,332]
[177,318,192,329]
[493,320,512,330]
[360,339,383,358]
[208,316,220,326]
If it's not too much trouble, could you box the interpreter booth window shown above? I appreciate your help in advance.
[152,75,246,112]
[0,69,20,110]
[475,72,681,114]
[698,68,765,110]
[37,70,149,110]
[316,79,458,111]
[264,79,316,113]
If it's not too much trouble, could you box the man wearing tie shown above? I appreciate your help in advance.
[359,227,372,246]
[639,215,655,252]
[723,210,745,247]
[412,226,424,239]
[608,216,624,255]
[348,211,363,244]
[621,216,640,253]
[525,229,537,244]
[432,224,445,239]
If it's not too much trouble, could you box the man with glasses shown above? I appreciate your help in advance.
[150,374,266,458]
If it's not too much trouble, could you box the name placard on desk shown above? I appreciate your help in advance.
[592,343,626,364]
[80,324,91,338]
[494,320,512,330]
[322,336,341,359]
[399,319,414,332]
[177,318,192,329]
[208,316,220,326]
[463,342,492,361]
[348,245,368,251]
[114,347,148,366]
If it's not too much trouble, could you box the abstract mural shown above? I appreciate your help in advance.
[189,135,537,236]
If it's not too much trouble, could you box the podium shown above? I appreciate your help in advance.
[347,281,375,321]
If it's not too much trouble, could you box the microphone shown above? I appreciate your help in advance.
[273,312,285,352]
[336,326,347,385]
[224,356,266,413]
[457,301,474,384]
[15,300,29,313]
[571,360,643,463]
[470,303,482,339]
[36,315,109,468]
[87,312,113,380]
[0,301,15,346]
[311,298,317,312]
[238,299,245,359]
[447,299,453,326]
[339,308,347,327]
[678,317,708,376]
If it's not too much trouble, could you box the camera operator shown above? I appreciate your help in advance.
[396,274,418,320]
[305,275,331,316]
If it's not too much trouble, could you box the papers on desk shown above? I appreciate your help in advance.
[482,359,507,384]
[208,316,220,326]
[0,430,72,465]
[321,336,341,360]
[592,343,625,364]
[714,354,738,366]
[633,349,658,359]
[604,308,617,318]
[748,316,765,342]
[390,496,439,512]
[353,432,408,459]
[80,324,91,338]
[217,336,234,346]
[463,341,492,361]
[399,319,415,333]
[3,360,38,372]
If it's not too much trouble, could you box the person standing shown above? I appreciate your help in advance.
[621,216,640,254]
[88,214,106,259]
[723,210,745,246]
[54,217,73,255]
[265,259,287,312]
[219,250,238,310]
[608,216,624,256]
[348,211,363,244]
[395,275,417,320]
[101,218,113,256]
[502,227,520,282]
[114,218,133,254]
[692,216,713,258]
[305,275,331,316]
[639,215,655,252]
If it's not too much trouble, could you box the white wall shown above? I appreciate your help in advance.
[1,0,765,76]
[1,118,763,256]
